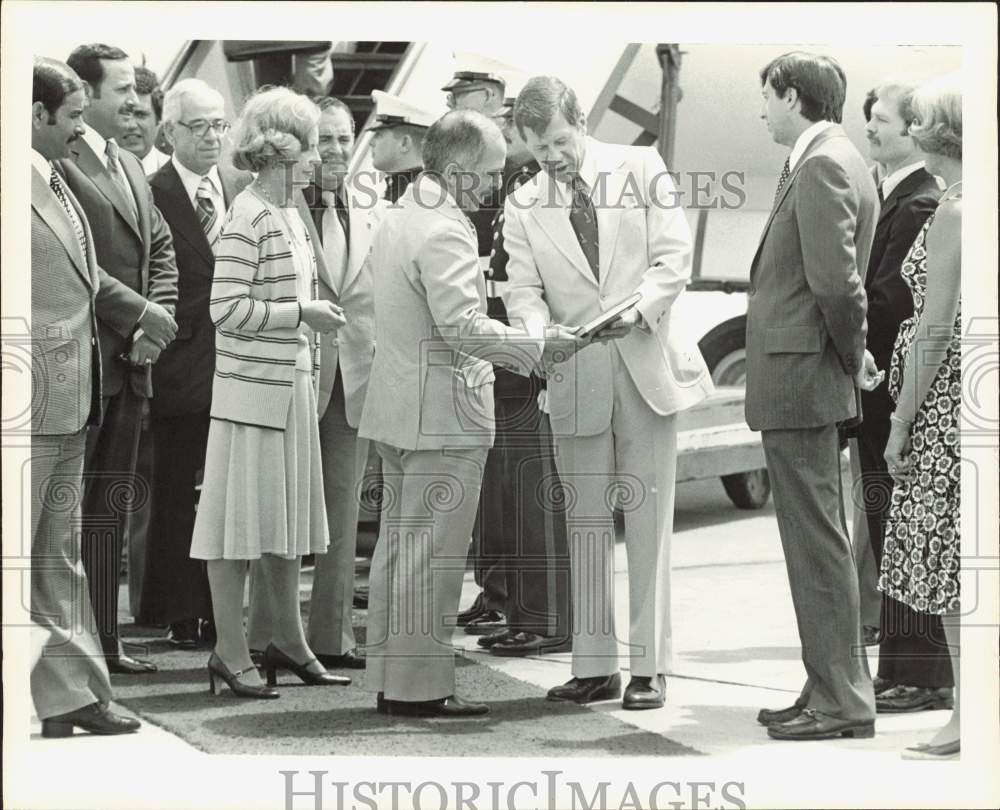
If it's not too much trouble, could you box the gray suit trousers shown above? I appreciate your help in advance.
[31,431,113,719]
[761,425,875,722]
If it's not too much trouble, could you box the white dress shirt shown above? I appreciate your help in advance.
[171,154,226,216]
[789,120,837,172]
[880,160,926,201]
[80,123,139,216]
[141,147,170,176]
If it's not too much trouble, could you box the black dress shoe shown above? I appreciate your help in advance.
[876,685,954,714]
[315,649,367,669]
[622,674,666,710]
[380,695,490,718]
[456,594,487,626]
[546,673,621,704]
[862,625,881,645]
[262,643,351,686]
[353,587,369,610]
[41,702,141,737]
[756,704,804,726]
[767,708,875,740]
[490,631,571,657]
[462,610,506,635]
[199,618,217,645]
[477,629,516,649]
[166,619,200,650]
[872,676,895,696]
[108,654,158,674]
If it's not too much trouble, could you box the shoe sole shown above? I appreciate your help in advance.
[546,687,622,705]
[622,699,665,711]
[877,699,954,714]
[768,723,875,740]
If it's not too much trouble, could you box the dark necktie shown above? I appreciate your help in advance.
[569,175,599,281]
[773,157,791,207]
[196,176,220,253]
[877,181,885,205]
[49,167,89,260]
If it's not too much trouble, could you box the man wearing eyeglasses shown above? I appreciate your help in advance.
[143,78,250,650]
[58,43,178,675]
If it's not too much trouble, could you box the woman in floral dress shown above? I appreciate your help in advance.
[880,75,962,760]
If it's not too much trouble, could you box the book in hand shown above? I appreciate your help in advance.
[576,293,642,340]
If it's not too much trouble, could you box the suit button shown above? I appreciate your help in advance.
[55,351,68,363]
[57,373,66,382]
[748,286,756,296]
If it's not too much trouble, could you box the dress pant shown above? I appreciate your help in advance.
[366,443,488,702]
[81,385,146,658]
[139,409,213,626]
[761,425,875,722]
[476,382,571,639]
[554,346,676,679]
[126,405,153,621]
[855,414,953,687]
[310,372,369,654]
[31,431,113,719]
[848,438,881,631]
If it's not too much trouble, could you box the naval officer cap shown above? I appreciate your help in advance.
[441,52,511,93]
[367,90,438,131]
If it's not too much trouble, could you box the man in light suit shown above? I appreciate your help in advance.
[143,79,250,648]
[30,57,140,737]
[749,52,880,741]
[358,110,564,717]
[60,43,178,674]
[503,76,713,710]
[859,81,953,712]
[247,96,375,669]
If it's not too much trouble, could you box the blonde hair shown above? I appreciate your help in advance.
[231,86,320,172]
[908,74,962,160]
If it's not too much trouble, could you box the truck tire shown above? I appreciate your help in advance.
[699,317,771,509]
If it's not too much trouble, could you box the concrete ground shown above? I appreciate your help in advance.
[18,473,987,809]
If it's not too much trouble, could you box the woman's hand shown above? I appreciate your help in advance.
[300,301,346,333]
[884,419,913,480]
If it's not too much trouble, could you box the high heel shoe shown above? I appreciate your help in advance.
[207,652,279,699]
[262,642,351,686]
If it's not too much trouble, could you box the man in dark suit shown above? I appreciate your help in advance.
[30,57,140,736]
[60,43,178,674]
[747,52,881,740]
[142,78,250,648]
[859,81,953,712]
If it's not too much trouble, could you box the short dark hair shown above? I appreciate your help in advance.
[134,65,163,121]
[862,88,878,123]
[760,51,846,124]
[67,43,129,98]
[421,109,500,174]
[316,96,355,133]
[33,57,85,118]
[514,76,584,140]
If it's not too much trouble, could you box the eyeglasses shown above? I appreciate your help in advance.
[176,119,231,139]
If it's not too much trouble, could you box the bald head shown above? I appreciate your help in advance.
[422,109,506,211]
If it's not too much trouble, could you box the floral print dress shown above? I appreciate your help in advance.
[878,212,961,615]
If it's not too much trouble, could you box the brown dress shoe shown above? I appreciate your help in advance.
[41,702,141,737]
[767,708,875,740]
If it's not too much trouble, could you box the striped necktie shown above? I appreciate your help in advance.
[196,176,221,253]
[773,157,791,207]
[49,167,89,261]
[569,175,600,281]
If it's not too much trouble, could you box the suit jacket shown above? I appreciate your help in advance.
[745,125,875,431]
[30,164,103,435]
[503,138,713,437]
[148,160,251,418]
[358,176,529,451]
[862,167,939,422]
[57,137,178,400]
[298,178,378,427]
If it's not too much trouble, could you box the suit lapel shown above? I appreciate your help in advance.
[72,139,142,241]
[877,167,931,227]
[32,166,93,289]
[152,161,215,269]
[529,170,598,287]
[120,151,148,238]
[593,150,627,284]
[341,185,372,294]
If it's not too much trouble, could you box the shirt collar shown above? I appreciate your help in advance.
[789,120,836,171]
[171,154,222,206]
[31,148,52,179]
[880,160,925,201]
[81,124,111,168]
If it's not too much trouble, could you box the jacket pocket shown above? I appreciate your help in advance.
[764,325,823,354]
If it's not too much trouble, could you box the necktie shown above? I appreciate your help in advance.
[196,176,221,253]
[104,139,139,223]
[49,167,89,261]
[773,157,791,208]
[321,190,348,291]
[568,175,600,281]
[877,181,885,205]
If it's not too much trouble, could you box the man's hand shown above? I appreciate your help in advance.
[128,334,162,366]
[854,349,885,391]
[301,300,346,333]
[540,324,589,376]
[591,308,641,343]
[138,302,178,349]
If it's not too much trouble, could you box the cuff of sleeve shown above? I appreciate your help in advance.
[271,301,303,330]
[135,301,149,331]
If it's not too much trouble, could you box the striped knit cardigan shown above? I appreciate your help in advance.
[209,188,320,429]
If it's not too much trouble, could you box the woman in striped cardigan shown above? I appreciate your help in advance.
[191,88,348,698]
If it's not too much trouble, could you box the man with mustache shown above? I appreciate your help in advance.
[117,65,169,175]
[141,78,250,649]
[59,42,178,674]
